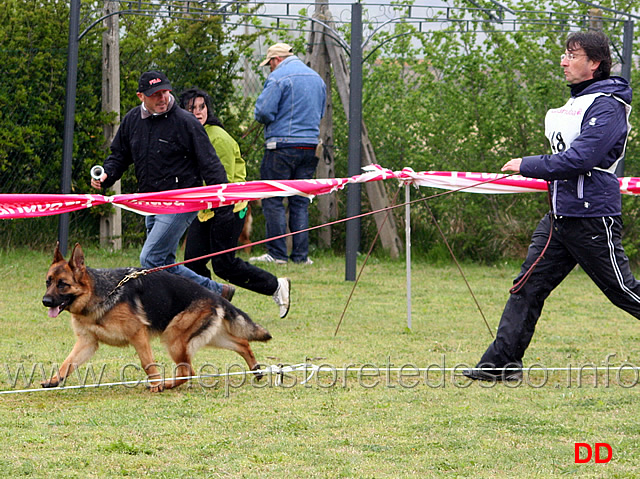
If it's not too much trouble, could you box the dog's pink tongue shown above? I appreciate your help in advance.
[48,306,61,318]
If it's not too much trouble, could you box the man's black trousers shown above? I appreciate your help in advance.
[477,213,640,369]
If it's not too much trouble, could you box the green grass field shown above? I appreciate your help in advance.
[0,246,639,478]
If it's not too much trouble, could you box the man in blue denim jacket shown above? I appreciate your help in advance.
[251,43,326,265]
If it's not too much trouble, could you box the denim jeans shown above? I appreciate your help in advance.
[260,148,319,262]
[140,212,223,294]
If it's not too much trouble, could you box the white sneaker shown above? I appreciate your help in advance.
[273,277,291,318]
[294,258,313,265]
[249,253,287,264]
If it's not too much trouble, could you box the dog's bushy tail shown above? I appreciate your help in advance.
[227,307,272,342]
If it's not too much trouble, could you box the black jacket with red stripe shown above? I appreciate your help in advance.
[102,97,227,193]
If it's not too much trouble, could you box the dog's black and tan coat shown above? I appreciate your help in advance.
[42,243,271,392]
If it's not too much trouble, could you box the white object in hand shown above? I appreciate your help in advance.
[90,165,104,181]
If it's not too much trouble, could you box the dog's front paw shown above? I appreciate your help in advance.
[41,379,60,388]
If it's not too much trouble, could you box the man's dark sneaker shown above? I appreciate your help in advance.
[221,284,235,302]
[462,368,523,382]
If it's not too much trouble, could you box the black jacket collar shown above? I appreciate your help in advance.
[569,78,602,97]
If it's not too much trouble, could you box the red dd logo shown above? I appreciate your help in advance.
[574,443,613,463]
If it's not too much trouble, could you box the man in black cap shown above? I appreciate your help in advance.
[91,70,235,299]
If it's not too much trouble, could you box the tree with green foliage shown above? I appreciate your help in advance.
[1,0,639,265]
[350,0,640,262]
[0,0,261,247]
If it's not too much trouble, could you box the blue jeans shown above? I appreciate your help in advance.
[140,212,223,294]
[260,148,318,262]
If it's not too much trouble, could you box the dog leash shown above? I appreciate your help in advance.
[509,184,554,294]
[106,270,151,298]
[103,173,522,302]
[105,254,220,297]
[105,173,521,310]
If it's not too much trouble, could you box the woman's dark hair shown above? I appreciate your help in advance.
[566,31,612,80]
[178,87,224,129]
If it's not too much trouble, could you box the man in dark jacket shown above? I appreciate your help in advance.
[90,71,234,299]
[464,31,635,382]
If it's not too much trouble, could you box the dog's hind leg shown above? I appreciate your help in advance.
[207,334,262,377]
[165,364,195,390]
[160,315,201,390]
[230,338,264,380]
[164,353,195,390]
[179,321,263,379]
[231,338,259,372]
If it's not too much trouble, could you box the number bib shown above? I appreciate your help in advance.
[545,92,631,174]
[545,93,605,154]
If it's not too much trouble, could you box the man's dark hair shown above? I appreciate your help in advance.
[566,31,611,80]
[178,88,224,129]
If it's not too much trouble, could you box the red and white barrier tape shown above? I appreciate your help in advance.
[3,165,640,220]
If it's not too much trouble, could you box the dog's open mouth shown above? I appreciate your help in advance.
[47,303,67,318]
[43,294,70,318]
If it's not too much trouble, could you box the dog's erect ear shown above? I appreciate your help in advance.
[52,241,65,264]
[68,243,86,272]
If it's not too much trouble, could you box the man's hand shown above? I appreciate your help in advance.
[501,158,522,173]
[91,173,107,190]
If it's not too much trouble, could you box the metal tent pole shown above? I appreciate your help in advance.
[405,184,412,329]
[58,0,81,256]
[345,1,363,281]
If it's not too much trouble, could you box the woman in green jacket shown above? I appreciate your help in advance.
[179,88,290,318]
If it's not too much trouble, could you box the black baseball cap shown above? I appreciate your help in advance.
[137,70,172,96]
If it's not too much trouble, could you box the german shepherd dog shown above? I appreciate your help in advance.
[41,243,271,392]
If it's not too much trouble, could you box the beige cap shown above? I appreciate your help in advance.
[259,43,294,66]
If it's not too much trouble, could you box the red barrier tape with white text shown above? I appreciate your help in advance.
[3,166,640,219]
